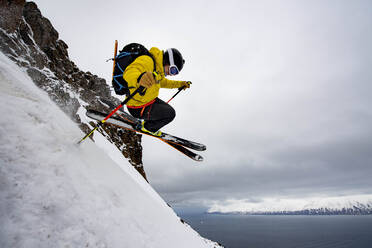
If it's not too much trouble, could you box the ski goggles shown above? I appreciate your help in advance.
[167,49,180,76]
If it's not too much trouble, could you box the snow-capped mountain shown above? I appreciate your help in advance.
[208,195,372,215]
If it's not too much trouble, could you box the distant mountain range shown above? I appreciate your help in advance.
[208,195,372,215]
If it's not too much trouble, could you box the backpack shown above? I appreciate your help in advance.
[112,43,156,96]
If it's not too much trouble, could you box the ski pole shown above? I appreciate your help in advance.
[77,86,144,144]
[167,86,186,104]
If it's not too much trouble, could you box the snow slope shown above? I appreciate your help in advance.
[0,52,220,247]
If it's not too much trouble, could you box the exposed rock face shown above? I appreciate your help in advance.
[0,0,24,33]
[0,0,147,180]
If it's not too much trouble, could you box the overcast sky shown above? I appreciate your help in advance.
[33,0,372,212]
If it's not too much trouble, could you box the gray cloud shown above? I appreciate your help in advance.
[34,0,372,210]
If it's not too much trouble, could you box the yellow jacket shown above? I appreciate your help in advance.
[123,47,184,107]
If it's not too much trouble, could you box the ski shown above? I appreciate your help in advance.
[162,141,203,162]
[85,109,204,162]
[86,109,206,151]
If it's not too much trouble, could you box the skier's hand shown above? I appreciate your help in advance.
[139,71,157,88]
[180,81,192,90]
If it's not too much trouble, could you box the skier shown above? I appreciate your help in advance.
[123,47,191,136]
[80,43,205,160]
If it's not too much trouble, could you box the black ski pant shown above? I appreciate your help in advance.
[127,98,175,132]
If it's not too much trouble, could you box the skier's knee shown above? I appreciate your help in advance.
[167,107,176,122]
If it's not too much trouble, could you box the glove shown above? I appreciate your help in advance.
[139,71,157,88]
[180,81,192,90]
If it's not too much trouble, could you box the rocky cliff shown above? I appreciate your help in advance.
[0,0,146,180]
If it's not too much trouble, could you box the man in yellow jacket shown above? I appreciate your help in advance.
[123,47,191,136]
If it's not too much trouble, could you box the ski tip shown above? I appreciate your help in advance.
[195,155,204,162]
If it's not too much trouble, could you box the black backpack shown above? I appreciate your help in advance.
[112,43,156,95]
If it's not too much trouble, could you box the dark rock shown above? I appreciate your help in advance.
[0,0,25,33]
[23,2,59,52]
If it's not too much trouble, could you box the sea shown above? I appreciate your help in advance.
[178,213,372,248]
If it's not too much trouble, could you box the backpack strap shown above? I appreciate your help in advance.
[112,54,128,92]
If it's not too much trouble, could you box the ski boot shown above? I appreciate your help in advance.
[136,120,162,137]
